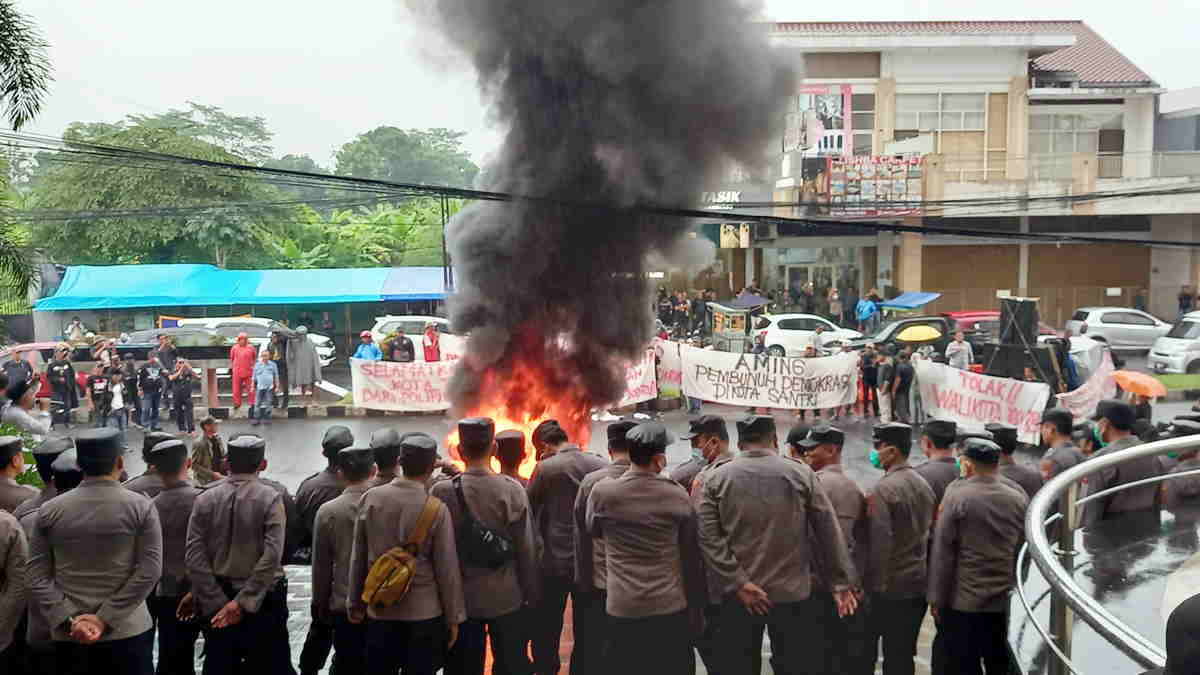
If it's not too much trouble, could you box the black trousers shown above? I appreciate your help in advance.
[811,591,873,675]
[55,629,154,675]
[939,608,1009,675]
[275,364,289,408]
[720,596,817,675]
[606,610,692,675]
[365,616,446,675]
[175,395,195,433]
[862,379,879,416]
[329,613,366,675]
[445,610,532,675]
[298,617,334,675]
[153,594,201,675]
[869,594,928,675]
[201,581,294,675]
[570,590,607,675]
[694,604,724,675]
[531,573,574,675]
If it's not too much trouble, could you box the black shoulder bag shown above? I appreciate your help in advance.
[453,475,514,569]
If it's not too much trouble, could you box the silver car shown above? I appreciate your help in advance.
[1063,307,1172,351]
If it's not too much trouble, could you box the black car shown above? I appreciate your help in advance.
[846,315,957,355]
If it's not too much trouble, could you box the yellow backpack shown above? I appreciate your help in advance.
[361,497,441,610]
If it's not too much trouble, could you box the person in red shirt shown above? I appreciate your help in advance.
[228,332,258,413]
[422,323,441,362]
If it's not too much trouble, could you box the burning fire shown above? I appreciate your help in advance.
[445,331,597,478]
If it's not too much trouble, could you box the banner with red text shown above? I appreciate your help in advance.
[681,346,858,409]
[914,361,1051,444]
[654,338,682,399]
[617,349,658,407]
[1055,351,1116,421]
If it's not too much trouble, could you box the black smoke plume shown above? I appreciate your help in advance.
[412,0,795,417]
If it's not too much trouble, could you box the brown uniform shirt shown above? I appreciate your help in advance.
[999,459,1044,500]
[123,472,165,499]
[153,481,201,597]
[587,471,705,618]
[296,467,344,544]
[1043,441,1084,479]
[928,474,1028,613]
[914,457,959,508]
[813,464,867,588]
[12,485,55,522]
[348,479,466,623]
[527,446,608,577]
[1164,457,1200,510]
[260,476,303,563]
[573,459,630,592]
[0,509,26,653]
[688,453,733,605]
[0,477,36,513]
[865,463,935,597]
[371,469,397,489]
[185,474,285,617]
[431,470,539,619]
[668,455,705,493]
[17,508,49,646]
[1079,435,1159,526]
[312,484,369,614]
[28,477,163,641]
[698,449,855,602]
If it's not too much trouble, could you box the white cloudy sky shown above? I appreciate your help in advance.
[19,0,1200,166]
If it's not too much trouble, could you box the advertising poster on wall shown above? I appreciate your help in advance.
[827,155,924,217]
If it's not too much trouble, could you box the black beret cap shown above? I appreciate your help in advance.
[142,431,176,461]
[51,448,80,473]
[922,419,957,439]
[682,415,726,440]
[458,418,495,448]
[370,428,402,450]
[1172,419,1200,438]
[798,424,845,448]
[786,423,811,447]
[872,422,912,446]
[148,439,188,464]
[962,438,1001,464]
[322,426,354,455]
[606,420,639,445]
[401,433,438,460]
[1093,399,1136,430]
[228,434,267,464]
[984,422,1019,453]
[74,428,123,461]
[32,436,72,457]
[337,447,375,472]
[0,435,22,457]
[495,430,526,458]
[1042,408,1074,428]
[737,415,776,440]
[626,422,672,454]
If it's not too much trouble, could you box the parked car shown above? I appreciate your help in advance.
[1063,307,1172,351]
[846,315,956,355]
[370,315,453,362]
[1148,311,1200,374]
[177,317,336,367]
[754,314,862,357]
[122,326,227,348]
[942,311,1058,358]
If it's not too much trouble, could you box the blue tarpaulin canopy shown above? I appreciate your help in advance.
[880,291,942,311]
[34,264,449,311]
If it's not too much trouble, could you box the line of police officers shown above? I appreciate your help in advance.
[0,394,1197,675]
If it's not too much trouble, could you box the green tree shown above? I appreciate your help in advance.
[335,127,479,188]
[0,0,51,130]
[262,153,331,204]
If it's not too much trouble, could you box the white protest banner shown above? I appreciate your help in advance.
[914,361,1051,444]
[654,338,682,399]
[1056,351,1116,421]
[616,349,658,407]
[351,358,452,411]
[440,334,466,361]
[681,346,858,409]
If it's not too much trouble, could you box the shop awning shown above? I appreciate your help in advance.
[880,291,942,311]
[33,264,450,311]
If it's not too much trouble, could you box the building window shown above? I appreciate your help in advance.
[851,94,875,156]
[1029,112,1124,178]
[895,93,985,134]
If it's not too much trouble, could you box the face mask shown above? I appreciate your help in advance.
[1093,425,1108,449]
[955,456,962,472]
[868,448,883,469]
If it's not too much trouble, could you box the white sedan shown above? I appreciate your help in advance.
[755,314,862,357]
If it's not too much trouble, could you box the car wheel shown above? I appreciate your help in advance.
[767,345,786,357]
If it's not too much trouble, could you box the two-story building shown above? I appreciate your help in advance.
[713,20,1200,325]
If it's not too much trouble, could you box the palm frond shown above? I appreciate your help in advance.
[0,1,52,130]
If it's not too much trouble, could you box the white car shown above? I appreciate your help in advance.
[370,315,453,362]
[1063,307,1172,351]
[177,317,336,368]
[754,314,862,357]
[1149,311,1200,374]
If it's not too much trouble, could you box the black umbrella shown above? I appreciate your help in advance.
[730,293,769,308]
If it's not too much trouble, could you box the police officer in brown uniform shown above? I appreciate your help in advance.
[12,437,72,522]
[184,434,290,675]
[698,416,857,675]
[928,438,1028,674]
[864,422,936,675]
[587,421,706,675]
[1039,408,1085,482]
[0,503,27,671]
[913,419,959,509]
[525,423,607,675]
[148,438,202,674]
[670,415,726,492]
[572,420,637,673]
[348,433,466,675]
[368,429,403,488]
[1162,419,1200,514]
[795,424,872,675]
[27,428,163,675]
[312,446,376,675]
[1079,399,1158,527]
[0,436,36,512]
[123,431,175,498]
[432,418,539,675]
[986,421,1043,499]
[686,418,734,675]
[496,430,529,487]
